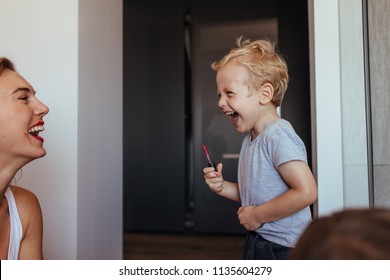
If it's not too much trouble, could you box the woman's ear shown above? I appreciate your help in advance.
[259,83,274,105]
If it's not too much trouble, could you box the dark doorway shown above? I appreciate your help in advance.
[123,0,311,234]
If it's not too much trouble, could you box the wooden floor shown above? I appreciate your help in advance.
[123,232,245,260]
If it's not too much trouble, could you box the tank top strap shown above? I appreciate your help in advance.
[5,187,22,260]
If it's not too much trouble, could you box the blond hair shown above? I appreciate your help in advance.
[212,37,288,106]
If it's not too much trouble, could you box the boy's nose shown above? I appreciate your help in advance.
[218,96,226,108]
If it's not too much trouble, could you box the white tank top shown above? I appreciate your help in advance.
[4,188,22,260]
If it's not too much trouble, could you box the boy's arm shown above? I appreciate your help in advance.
[203,163,241,202]
[237,160,317,230]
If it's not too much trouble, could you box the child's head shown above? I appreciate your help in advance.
[212,37,288,107]
[289,208,390,260]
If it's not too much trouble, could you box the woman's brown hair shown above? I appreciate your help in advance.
[0,57,15,76]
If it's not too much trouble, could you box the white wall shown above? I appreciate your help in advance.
[0,0,122,259]
[309,0,344,216]
[339,0,370,207]
[309,0,371,216]
[368,0,390,208]
[77,0,123,259]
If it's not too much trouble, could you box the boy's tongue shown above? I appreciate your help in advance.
[230,113,239,126]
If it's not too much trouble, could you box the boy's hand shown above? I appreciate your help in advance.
[203,163,224,193]
[237,206,262,231]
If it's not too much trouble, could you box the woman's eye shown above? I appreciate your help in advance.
[18,96,29,102]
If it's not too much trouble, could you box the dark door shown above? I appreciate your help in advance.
[123,0,186,232]
[191,2,279,234]
[123,0,311,234]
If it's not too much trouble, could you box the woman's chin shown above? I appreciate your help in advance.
[29,148,47,160]
[36,149,47,159]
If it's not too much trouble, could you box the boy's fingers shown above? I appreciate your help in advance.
[217,163,223,173]
[203,167,215,174]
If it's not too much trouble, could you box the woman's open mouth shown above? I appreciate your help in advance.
[28,121,45,142]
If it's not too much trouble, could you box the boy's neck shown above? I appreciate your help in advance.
[251,107,280,140]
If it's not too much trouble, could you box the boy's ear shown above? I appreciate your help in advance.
[258,83,274,105]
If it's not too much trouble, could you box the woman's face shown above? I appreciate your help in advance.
[0,69,49,164]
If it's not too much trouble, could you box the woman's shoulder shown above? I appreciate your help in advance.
[8,185,43,259]
[9,185,40,207]
[8,185,42,230]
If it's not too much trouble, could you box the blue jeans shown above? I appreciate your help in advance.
[241,231,291,260]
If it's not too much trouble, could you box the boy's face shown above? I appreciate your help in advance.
[216,61,262,134]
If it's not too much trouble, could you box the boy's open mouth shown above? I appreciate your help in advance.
[225,111,239,125]
[225,111,239,119]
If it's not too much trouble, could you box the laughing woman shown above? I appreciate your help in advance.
[0,57,49,259]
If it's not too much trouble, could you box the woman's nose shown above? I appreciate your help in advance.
[34,98,49,116]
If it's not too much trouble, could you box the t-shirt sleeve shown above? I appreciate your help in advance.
[266,123,307,168]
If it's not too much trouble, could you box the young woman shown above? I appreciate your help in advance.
[0,57,49,259]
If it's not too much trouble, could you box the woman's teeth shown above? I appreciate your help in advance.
[28,125,44,136]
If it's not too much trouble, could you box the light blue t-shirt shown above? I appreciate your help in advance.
[238,118,312,248]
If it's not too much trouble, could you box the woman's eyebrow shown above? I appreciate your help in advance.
[11,87,35,94]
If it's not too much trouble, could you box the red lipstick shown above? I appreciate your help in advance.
[32,135,44,142]
[28,120,45,142]
[202,144,217,171]
[28,120,45,130]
